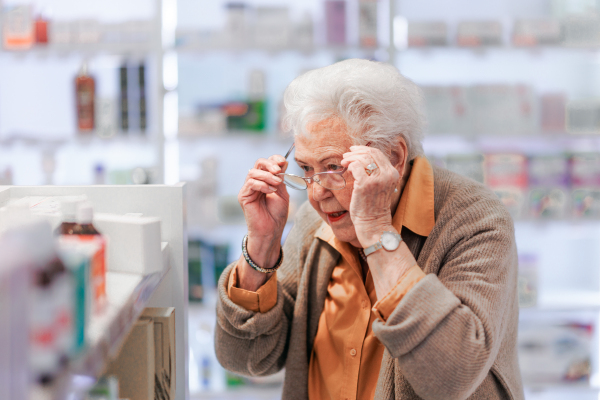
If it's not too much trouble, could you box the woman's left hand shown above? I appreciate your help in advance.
[341,145,401,248]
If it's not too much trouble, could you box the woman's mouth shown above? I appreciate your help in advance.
[326,210,348,222]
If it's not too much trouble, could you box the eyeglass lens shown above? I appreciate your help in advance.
[279,172,345,191]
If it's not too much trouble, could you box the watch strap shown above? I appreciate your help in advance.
[362,231,403,257]
[363,241,383,257]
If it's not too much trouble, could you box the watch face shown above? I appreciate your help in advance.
[381,232,401,251]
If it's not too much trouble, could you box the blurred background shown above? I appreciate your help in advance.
[2,0,600,399]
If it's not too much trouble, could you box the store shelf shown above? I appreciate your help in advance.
[521,291,600,313]
[0,42,156,57]
[0,133,156,147]
[53,241,171,397]
[191,386,283,400]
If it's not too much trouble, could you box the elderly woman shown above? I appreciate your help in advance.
[215,59,524,400]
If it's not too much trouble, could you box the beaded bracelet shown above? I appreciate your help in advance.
[242,234,284,274]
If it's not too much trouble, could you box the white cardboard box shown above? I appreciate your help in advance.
[94,213,162,275]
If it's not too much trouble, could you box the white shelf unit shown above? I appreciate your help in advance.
[0,0,170,185]
[0,183,188,400]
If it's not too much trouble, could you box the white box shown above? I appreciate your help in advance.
[94,213,162,275]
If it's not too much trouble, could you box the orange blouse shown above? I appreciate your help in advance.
[228,157,436,400]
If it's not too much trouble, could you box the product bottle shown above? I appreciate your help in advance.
[72,203,106,314]
[139,62,147,133]
[34,10,49,44]
[57,199,82,235]
[75,63,95,133]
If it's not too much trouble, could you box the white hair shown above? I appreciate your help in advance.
[282,58,426,161]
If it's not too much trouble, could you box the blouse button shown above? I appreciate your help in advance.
[350,348,357,357]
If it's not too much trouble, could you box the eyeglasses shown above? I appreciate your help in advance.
[277,142,347,191]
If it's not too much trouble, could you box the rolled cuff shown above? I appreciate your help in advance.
[227,262,278,313]
[372,264,426,321]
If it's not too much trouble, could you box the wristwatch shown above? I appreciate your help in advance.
[363,231,403,257]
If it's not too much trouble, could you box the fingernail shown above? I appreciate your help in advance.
[278,157,286,162]
[274,177,283,183]
[269,186,277,192]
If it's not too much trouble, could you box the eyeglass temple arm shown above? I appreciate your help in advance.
[284,143,295,160]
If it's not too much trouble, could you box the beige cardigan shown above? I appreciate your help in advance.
[215,165,524,400]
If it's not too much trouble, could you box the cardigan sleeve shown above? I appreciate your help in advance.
[214,203,314,378]
[372,199,519,400]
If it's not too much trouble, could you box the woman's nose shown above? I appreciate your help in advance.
[311,182,332,202]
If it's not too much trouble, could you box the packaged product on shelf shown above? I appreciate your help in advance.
[527,154,569,219]
[0,228,31,400]
[358,0,378,48]
[104,317,155,400]
[444,154,484,183]
[512,19,562,46]
[56,238,93,355]
[517,254,538,308]
[294,12,314,49]
[73,19,101,44]
[253,6,290,49]
[49,20,72,44]
[119,63,129,132]
[213,244,230,287]
[484,154,528,219]
[518,320,593,385]
[570,152,600,218]
[407,21,448,47]
[456,20,503,47]
[225,3,248,48]
[138,63,147,133]
[189,240,204,302]
[141,307,176,400]
[75,63,96,133]
[178,104,227,136]
[421,86,469,135]
[2,5,34,50]
[95,98,118,139]
[24,223,68,386]
[57,198,86,235]
[566,99,600,134]
[467,85,536,136]
[34,10,49,45]
[218,195,246,224]
[325,0,346,45]
[0,167,13,185]
[93,212,162,275]
[562,15,600,47]
[186,157,219,229]
[540,93,566,133]
[117,62,144,134]
[225,70,267,132]
[85,376,120,400]
[71,203,107,314]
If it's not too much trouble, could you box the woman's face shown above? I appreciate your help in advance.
[294,118,359,245]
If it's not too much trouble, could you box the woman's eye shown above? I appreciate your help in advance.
[328,164,341,171]
[301,165,311,172]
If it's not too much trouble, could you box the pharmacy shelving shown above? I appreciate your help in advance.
[51,242,171,398]
[0,183,188,399]
[0,0,172,185]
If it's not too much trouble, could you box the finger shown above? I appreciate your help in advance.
[248,168,284,187]
[346,159,369,182]
[254,157,282,174]
[268,154,289,173]
[341,152,372,165]
[244,178,278,196]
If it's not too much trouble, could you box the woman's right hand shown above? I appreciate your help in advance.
[236,155,289,290]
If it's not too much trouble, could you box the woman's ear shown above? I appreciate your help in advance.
[390,138,408,175]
